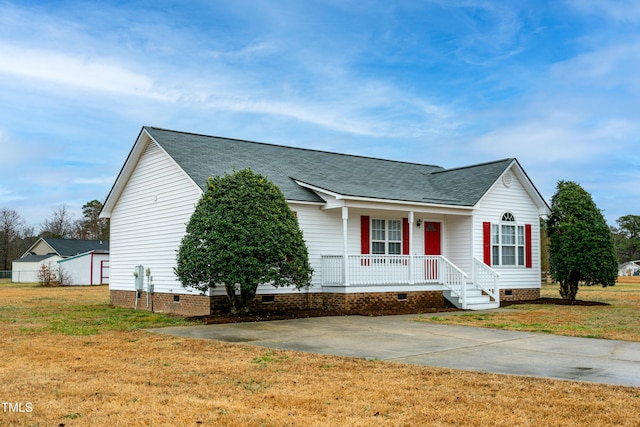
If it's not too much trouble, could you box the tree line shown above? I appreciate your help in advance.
[611,215,640,264]
[0,200,109,271]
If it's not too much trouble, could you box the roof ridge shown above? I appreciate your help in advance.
[145,126,444,169]
[431,158,514,174]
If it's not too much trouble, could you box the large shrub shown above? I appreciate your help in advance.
[175,169,313,313]
[546,180,617,300]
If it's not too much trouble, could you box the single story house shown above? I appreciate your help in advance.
[12,238,109,285]
[101,127,550,316]
[619,260,640,276]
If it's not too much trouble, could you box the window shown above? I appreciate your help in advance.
[491,212,525,266]
[371,219,402,255]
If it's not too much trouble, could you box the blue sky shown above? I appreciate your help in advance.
[1,0,638,228]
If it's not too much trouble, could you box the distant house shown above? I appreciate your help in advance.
[12,238,109,285]
[618,260,640,277]
[101,127,550,316]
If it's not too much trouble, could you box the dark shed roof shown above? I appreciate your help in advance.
[13,254,58,263]
[42,239,109,257]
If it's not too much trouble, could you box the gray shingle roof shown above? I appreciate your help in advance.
[44,239,110,257]
[145,127,514,207]
[14,254,58,263]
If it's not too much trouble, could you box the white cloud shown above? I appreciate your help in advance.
[550,41,640,91]
[468,115,632,163]
[0,186,26,203]
[0,43,178,101]
[565,0,640,23]
[73,177,117,185]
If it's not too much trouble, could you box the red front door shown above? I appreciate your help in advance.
[424,221,441,280]
[424,222,441,255]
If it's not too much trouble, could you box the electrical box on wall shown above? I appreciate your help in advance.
[134,265,144,290]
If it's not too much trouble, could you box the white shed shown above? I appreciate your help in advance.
[58,251,110,285]
[12,254,62,283]
[11,238,109,284]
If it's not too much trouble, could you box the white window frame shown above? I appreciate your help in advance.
[371,219,402,255]
[491,212,525,267]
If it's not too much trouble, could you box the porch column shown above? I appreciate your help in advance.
[408,211,415,284]
[342,206,349,286]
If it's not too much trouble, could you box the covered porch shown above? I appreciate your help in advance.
[317,206,500,310]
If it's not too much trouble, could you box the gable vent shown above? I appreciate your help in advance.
[502,173,513,187]
[143,140,160,157]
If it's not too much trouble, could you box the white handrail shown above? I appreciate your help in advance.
[473,257,500,304]
[439,255,468,308]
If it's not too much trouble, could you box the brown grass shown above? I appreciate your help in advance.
[422,281,640,342]
[1,284,639,426]
[617,276,640,284]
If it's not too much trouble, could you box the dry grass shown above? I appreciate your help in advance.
[421,281,640,342]
[1,283,639,426]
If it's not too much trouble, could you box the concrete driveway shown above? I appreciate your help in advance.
[150,313,640,388]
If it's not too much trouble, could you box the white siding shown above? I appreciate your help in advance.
[12,257,62,283]
[473,168,542,289]
[446,215,472,273]
[28,240,55,256]
[58,253,109,285]
[291,203,343,288]
[109,141,202,294]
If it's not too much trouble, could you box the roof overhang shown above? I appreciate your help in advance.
[293,179,474,213]
[100,128,151,218]
[100,127,202,218]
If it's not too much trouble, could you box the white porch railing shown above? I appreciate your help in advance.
[321,254,458,286]
[320,255,500,310]
[321,255,345,285]
[472,257,500,304]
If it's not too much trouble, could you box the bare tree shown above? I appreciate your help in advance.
[0,208,25,270]
[41,205,75,239]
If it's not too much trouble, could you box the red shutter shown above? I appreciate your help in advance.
[402,218,410,255]
[483,222,491,266]
[360,216,370,254]
[525,224,532,268]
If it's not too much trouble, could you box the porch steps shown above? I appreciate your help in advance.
[444,285,500,311]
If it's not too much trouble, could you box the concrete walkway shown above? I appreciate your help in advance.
[149,313,640,388]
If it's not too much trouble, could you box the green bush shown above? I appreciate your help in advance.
[175,169,313,313]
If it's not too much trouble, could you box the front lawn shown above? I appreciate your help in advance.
[419,281,640,341]
[0,283,639,426]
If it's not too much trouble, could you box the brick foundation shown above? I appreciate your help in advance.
[110,290,213,316]
[111,288,538,316]
[499,288,540,302]
[110,289,445,316]
[321,291,444,311]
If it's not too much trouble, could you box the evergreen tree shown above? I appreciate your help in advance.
[546,181,618,301]
[175,169,313,313]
